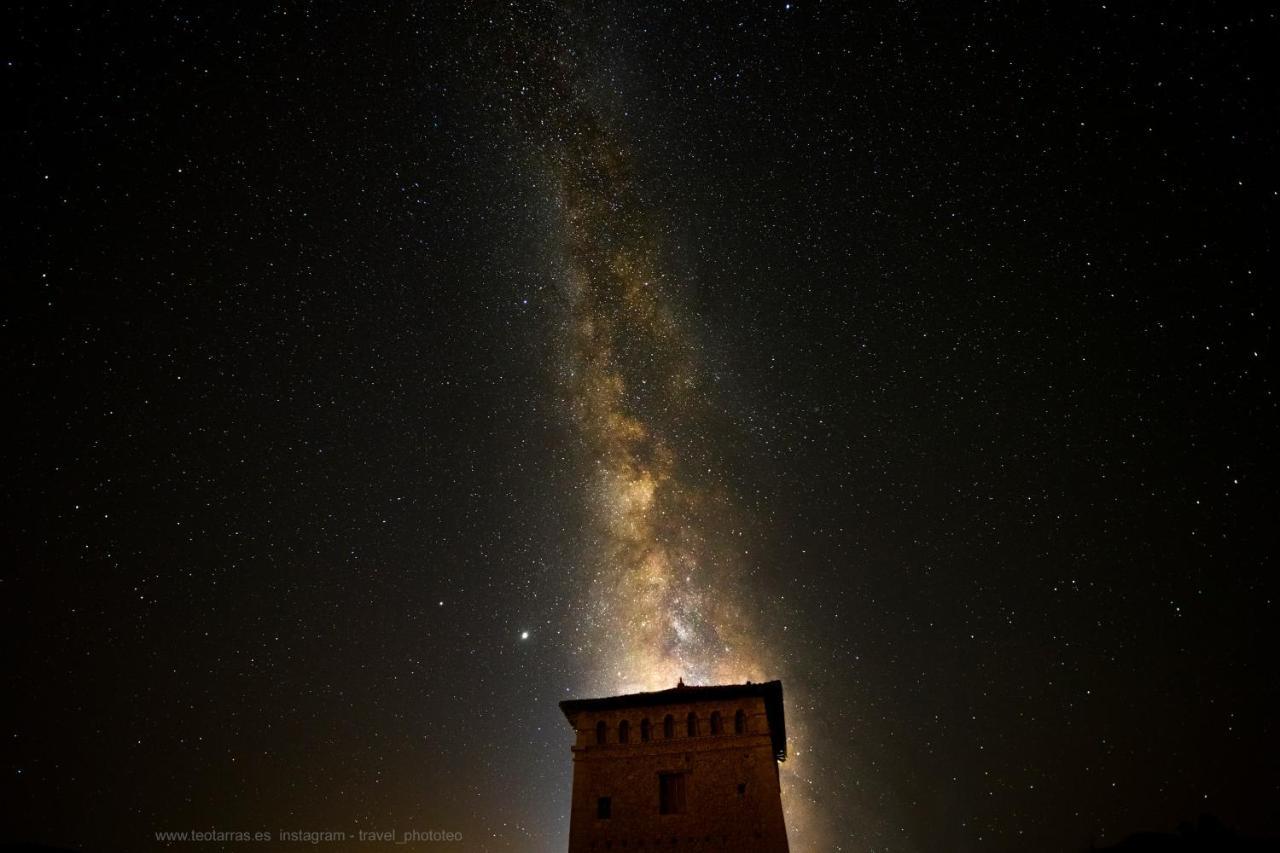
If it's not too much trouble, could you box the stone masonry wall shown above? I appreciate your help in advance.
[564,695,789,852]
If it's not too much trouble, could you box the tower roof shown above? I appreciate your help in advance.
[559,679,787,761]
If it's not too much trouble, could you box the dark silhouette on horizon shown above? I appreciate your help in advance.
[1093,815,1280,852]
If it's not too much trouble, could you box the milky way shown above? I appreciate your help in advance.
[489,3,772,701]
[484,6,825,847]
[547,74,770,696]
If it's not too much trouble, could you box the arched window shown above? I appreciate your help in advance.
[640,718,651,742]
[619,720,630,744]
[734,709,746,734]
[663,714,675,739]
[710,711,723,735]
[596,720,607,745]
[687,712,699,737]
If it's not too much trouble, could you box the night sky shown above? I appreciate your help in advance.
[4,3,1277,852]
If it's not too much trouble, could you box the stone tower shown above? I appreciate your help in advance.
[559,680,790,852]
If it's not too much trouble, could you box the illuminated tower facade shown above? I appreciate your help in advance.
[559,680,790,852]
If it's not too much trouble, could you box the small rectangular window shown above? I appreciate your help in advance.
[737,783,747,797]
[597,796,612,819]
[659,773,686,815]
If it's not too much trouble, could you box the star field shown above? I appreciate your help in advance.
[4,3,1277,852]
